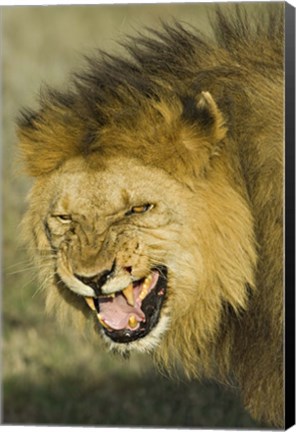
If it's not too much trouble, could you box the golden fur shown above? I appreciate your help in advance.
[18,5,284,427]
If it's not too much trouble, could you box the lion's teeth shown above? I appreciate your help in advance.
[97,314,110,329]
[139,284,148,300]
[84,297,96,311]
[128,315,138,328]
[139,274,153,300]
[122,283,135,306]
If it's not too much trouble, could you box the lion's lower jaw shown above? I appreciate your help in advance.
[102,314,171,355]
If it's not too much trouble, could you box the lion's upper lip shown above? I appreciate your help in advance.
[85,266,168,343]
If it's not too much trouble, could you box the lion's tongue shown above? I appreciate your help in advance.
[99,289,145,330]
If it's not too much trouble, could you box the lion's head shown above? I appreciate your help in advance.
[19,89,256,370]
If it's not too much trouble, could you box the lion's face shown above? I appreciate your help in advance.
[25,155,205,353]
[23,144,256,360]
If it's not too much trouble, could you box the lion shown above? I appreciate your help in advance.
[17,5,284,428]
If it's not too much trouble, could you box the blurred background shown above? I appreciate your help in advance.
[2,3,266,428]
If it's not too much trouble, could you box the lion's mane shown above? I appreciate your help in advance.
[18,5,284,427]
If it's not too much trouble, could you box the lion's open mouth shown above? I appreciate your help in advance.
[85,267,167,343]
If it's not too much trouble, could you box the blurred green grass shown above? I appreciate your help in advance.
[2,4,264,428]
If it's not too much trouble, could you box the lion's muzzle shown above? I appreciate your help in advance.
[74,259,117,297]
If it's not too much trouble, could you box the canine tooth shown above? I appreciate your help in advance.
[122,283,135,306]
[128,315,138,328]
[146,274,153,283]
[84,297,96,311]
[139,275,152,300]
[97,314,110,329]
[139,284,149,300]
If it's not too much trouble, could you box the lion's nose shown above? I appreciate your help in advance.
[75,260,116,296]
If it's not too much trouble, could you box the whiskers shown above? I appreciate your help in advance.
[4,256,53,276]
[139,252,169,281]
[5,251,56,299]
[31,272,54,299]
[6,260,54,276]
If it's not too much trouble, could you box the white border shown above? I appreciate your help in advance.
[0,0,290,5]
[1,1,295,431]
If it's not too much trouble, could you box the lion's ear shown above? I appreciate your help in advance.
[181,91,227,143]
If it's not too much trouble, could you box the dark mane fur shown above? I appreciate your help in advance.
[17,3,284,175]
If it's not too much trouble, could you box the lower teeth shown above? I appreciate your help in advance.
[128,315,138,329]
[97,314,111,330]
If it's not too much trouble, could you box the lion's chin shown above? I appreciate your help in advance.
[103,313,171,355]
[86,266,169,346]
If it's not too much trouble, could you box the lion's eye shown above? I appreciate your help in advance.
[52,214,72,223]
[126,204,153,216]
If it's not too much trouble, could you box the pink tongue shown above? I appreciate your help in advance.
[99,285,145,330]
